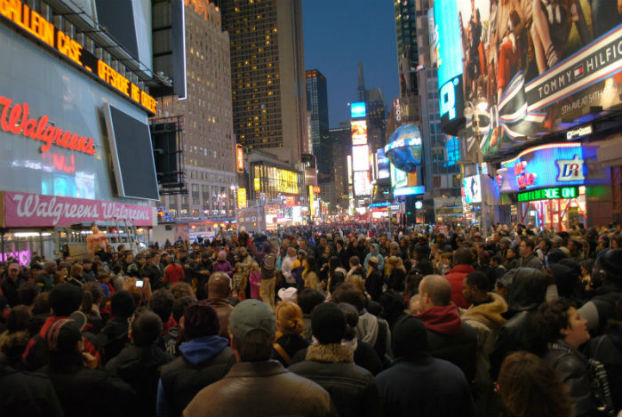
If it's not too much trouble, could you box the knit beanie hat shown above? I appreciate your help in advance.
[599,249,622,282]
[311,302,345,344]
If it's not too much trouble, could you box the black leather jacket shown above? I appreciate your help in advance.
[544,340,596,417]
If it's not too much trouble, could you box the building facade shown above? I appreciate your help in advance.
[327,124,352,212]
[156,1,237,220]
[220,0,308,166]
[305,69,330,178]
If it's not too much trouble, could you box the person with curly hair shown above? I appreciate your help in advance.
[271,301,308,366]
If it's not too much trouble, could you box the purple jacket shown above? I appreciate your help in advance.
[213,260,233,276]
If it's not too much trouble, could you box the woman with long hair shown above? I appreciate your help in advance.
[272,301,308,366]
[302,256,321,291]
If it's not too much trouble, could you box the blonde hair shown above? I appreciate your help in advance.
[345,274,366,295]
[274,301,303,338]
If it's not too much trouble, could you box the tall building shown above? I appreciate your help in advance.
[327,124,352,212]
[305,69,330,178]
[220,0,308,166]
[394,0,419,97]
[414,0,462,222]
[357,62,387,153]
[156,1,237,219]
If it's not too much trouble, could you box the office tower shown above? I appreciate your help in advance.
[357,62,387,156]
[414,0,462,222]
[394,0,419,97]
[328,123,352,212]
[220,0,308,166]
[156,1,237,219]
[305,69,330,178]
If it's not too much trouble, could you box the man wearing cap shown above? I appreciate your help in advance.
[184,299,335,416]
[289,302,382,417]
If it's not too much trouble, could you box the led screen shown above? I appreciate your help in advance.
[350,102,366,119]
[377,148,390,180]
[352,145,370,171]
[351,120,368,146]
[104,104,160,200]
[462,175,482,204]
[354,171,373,196]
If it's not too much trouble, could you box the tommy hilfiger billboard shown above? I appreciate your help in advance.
[433,0,622,158]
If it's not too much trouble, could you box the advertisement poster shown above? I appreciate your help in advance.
[434,0,622,157]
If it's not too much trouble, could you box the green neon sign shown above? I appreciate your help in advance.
[517,186,579,202]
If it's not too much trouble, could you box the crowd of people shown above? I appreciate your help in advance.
[0,221,621,417]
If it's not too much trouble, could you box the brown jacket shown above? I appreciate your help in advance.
[206,298,234,339]
[183,360,336,416]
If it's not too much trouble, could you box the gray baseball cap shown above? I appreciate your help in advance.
[229,299,276,344]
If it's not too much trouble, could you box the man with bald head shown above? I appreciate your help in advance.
[205,272,234,339]
[416,275,478,383]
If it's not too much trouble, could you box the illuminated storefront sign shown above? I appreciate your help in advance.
[0,0,157,114]
[1,95,96,156]
[517,186,578,202]
[253,166,300,195]
[462,175,482,204]
[566,125,593,141]
[236,187,247,209]
[393,186,425,197]
[350,102,366,119]
[351,120,368,146]
[309,185,315,217]
[236,145,244,173]
[354,171,372,196]
[499,143,594,192]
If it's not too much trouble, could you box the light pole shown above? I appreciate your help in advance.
[464,97,490,238]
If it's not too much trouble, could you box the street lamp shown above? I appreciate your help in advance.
[464,98,490,238]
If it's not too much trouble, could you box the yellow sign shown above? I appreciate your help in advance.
[309,185,315,217]
[0,0,157,114]
[237,188,247,209]
[254,177,260,191]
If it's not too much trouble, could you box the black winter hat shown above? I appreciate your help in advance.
[111,290,136,319]
[392,316,428,357]
[312,302,346,344]
[599,249,622,282]
[49,284,83,316]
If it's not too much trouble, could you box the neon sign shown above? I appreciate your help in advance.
[0,0,157,114]
[517,186,578,202]
[556,155,585,182]
[0,96,96,156]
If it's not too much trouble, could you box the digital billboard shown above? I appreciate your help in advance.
[376,148,390,180]
[462,175,482,204]
[352,145,370,171]
[354,171,373,196]
[433,0,622,157]
[351,120,368,146]
[351,102,366,119]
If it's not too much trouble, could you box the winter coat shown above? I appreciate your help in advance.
[272,333,309,366]
[445,264,475,309]
[289,343,382,417]
[0,362,63,417]
[416,304,478,382]
[182,360,336,416]
[376,353,475,417]
[157,336,235,417]
[212,260,233,277]
[544,340,596,417]
[205,298,234,340]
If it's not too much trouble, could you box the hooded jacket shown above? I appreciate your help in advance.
[445,264,475,308]
[364,244,384,272]
[417,305,478,382]
[157,336,235,417]
[289,343,382,417]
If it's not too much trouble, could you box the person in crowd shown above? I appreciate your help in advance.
[149,289,176,337]
[505,245,519,270]
[163,256,185,288]
[205,272,234,339]
[281,247,298,288]
[183,299,335,416]
[42,319,134,417]
[248,261,262,299]
[105,309,172,416]
[386,256,407,292]
[80,282,105,333]
[376,315,474,417]
[537,298,603,417]
[142,252,163,290]
[296,288,325,340]
[364,243,384,272]
[578,249,621,334]
[445,248,475,309]
[36,261,56,292]
[461,270,508,414]
[260,243,278,309]
[164,295,195,356]
[271,301,308,366]
[96,290,136,364]
[497,351,573,417]
[212,250,233,277]
[302,256,321,291]
[519,238,544,270]
[490,267,548,377]
[366,256,384,301]
[346,256,365,280]
[416,274,478,382]
[157,301,235,417]
[289,302,382,417]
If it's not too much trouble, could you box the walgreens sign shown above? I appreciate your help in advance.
[2,192,153,227]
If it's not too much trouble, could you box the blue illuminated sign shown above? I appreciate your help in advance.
[351,102,366,119]
[434,0,465,135]
[393,186,425,197]
[444,136,460,167]
[499,143,594,191]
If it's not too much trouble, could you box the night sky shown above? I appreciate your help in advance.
[302,0,399,128]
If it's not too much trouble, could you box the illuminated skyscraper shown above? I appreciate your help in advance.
[305,69,330,177]
[220,0,308,166]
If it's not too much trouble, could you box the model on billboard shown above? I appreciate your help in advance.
[445,0,622,156]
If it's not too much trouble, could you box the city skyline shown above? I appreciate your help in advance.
[302,0,399,128]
